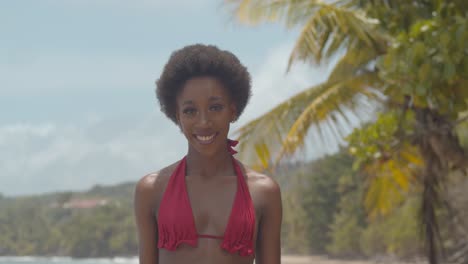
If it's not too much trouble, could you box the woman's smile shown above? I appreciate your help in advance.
[194,132,218,144]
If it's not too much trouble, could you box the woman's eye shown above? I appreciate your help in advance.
[182,108,196,115]
[210,104,224,111]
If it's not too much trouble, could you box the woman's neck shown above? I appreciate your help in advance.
[185,145,235,180]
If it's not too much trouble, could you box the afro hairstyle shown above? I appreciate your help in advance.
[155,44,252,124]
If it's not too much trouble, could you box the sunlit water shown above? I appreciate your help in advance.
[0,256,138,264]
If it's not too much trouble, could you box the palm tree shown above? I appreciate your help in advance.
[227,0,389,168]
[225,1,468,263]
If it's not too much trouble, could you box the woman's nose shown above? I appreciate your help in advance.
[198,111,212,126]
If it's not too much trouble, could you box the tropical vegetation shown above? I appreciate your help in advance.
[225,0,468,263]
[0,183,138,258]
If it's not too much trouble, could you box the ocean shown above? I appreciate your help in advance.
[0,257,138,264]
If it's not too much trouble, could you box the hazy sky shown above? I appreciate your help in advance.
[1,0,333,196]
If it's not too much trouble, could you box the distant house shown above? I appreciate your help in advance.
[62,198,109,209]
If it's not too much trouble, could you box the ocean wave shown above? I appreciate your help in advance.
[0,256,44,262]
[112,257,138,264]
[0,256,138,264]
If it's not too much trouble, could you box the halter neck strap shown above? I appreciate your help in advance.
[227,139,238,155]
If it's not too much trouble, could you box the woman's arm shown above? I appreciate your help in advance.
[134,175,159,264]
[255,177,282,264]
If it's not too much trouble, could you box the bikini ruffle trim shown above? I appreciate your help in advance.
[221,240,254,256]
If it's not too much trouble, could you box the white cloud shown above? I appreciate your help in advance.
[0,123,56,142]
[0,114,186,196]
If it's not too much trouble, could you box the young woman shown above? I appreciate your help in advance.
[134,44,282,264]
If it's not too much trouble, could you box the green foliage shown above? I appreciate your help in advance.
[0,183,137,258]
[346,111,412,169]
[327,172,366,257]
[279,152,348,254]
[281,178,311,254]
[299,153,351,253]
[346,111,423,218]
[328,215,364,257]
[360,197,422,258]
[378,5,468,117]
[278,150,427,258]
[457,118,468,147]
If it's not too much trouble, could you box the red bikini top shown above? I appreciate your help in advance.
[157,140,255,256]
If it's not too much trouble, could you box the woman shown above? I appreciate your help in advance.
[134,44,282,264]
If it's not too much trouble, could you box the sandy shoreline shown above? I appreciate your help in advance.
[281,255,423,264]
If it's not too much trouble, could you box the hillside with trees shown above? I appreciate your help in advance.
[0,183,137,258]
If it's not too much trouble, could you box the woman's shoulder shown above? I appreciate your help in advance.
[242,166,282,221]
[134,160,180,200]
[240,163,281,201]
[247,170,280,192]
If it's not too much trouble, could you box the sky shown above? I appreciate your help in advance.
[0,0,335,196]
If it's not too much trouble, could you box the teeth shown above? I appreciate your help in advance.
[196,134,215,141]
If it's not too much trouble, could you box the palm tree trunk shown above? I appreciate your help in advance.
[419,146,442,264]
[414,107,468,264]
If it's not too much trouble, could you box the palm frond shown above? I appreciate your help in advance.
[277,71,382,160]
[287,4,388,68]
[327,41,381,82]
[363,145,423,219]
[234,70,382,168]
[225,0,389,67]
[225,0,330,26]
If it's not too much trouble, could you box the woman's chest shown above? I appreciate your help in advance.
[183,176,262,235]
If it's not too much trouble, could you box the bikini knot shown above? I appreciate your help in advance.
[227,139,238,155]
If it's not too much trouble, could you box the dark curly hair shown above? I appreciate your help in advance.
[156,44,252,124]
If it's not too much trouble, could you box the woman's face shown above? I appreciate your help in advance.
[176,76,237,156]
